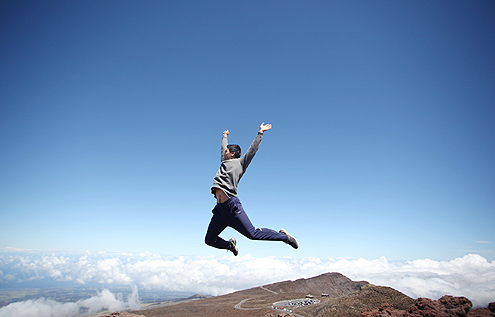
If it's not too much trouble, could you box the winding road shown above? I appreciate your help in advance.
[234,286,307,317]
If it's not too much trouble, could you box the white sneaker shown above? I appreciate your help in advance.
[280,229,299,249]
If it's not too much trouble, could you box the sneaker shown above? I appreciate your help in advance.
[228,238,238,256]
[280,229,299,249]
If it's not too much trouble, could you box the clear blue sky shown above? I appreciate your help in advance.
[1,1,494,262]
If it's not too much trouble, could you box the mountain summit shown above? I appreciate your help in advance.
[130,272,401,317]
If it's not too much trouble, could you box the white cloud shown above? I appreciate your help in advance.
[1,251,494,311]
[0,286,139,317]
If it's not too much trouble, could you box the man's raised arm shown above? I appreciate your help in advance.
[239,123,272,169]
[221,129,229,161]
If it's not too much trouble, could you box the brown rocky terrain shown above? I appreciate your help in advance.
[102,272,493,317]
[298,283,415,317]
[362,296,495,317]
[362,295,472,317]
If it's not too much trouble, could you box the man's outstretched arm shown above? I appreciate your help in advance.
[239,122,272,169]
[221,129,229,161]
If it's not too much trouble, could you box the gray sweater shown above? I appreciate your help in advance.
[211,132,264,198]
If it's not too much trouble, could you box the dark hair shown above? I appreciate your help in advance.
[227,144,241,158]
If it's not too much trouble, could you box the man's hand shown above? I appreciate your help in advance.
[259,122,272,133]
[223,129,230,137]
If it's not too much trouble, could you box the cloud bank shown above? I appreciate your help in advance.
[0,285,139,317]
[1,251,494,316]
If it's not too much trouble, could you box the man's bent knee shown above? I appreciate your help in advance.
[205,235,215,246]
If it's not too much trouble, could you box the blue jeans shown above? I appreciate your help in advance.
[205,196,287,250]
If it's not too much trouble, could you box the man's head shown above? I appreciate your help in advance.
[224,144,241,160]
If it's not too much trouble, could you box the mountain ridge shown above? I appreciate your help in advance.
[117,272,494,317]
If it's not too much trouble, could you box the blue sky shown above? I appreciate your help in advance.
[1,1,494,263]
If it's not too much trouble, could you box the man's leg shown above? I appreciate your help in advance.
[204,206,230,250]
[227,197,287,241]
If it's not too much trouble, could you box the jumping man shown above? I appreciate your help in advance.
[205,122,299,255]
